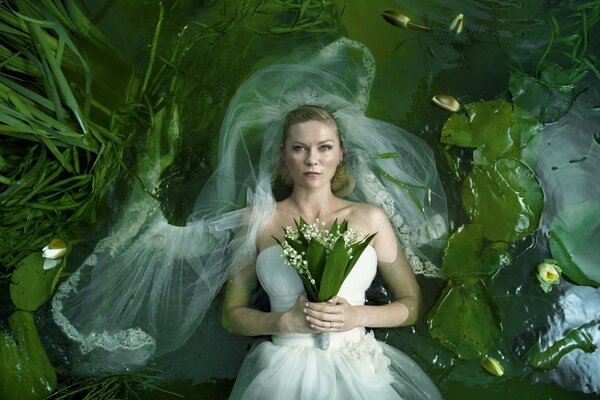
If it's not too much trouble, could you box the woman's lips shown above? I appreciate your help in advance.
[304,171,321,177]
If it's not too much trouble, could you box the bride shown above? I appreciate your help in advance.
[52,38,448,397]
[223,105,443,399]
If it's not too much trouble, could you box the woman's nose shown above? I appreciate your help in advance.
[304,152,316,165]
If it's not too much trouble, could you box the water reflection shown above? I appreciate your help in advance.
[538,285,600,393]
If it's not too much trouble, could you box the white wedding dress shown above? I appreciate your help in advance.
[229,245,443,400]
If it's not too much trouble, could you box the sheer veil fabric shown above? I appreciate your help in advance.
[52,38,448,373]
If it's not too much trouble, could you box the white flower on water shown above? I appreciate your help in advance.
[42,238,67,270]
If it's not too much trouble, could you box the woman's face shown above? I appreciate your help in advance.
[281,119,343,191]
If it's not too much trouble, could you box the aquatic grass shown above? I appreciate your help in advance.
[248,0,341,35]
[0,0,134,271]
[47,370,183,400]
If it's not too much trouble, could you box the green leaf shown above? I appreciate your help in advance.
[441,100,542,166]
[306,239,327,286]
[345,232,377,279]
[442,224,511,278]
[428,278,501,360]
[10,252,64,311]
[527,323,597,370]
[295,217,309,247]
[549,201,600,287]
[462,158,543,242]
[318,237,350,301]
[0,311,56,400]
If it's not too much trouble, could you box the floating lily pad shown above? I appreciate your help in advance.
[509,62,584,124]
[440,99,542,166]
[10,253,64,311]
[462,158,543,242]
[428,278,501,360]
[0,311,56,400]
[549,201,600,287]
[443,224,512,278]
[440,145,472,182]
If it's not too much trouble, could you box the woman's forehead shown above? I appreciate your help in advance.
[286,119,339,142]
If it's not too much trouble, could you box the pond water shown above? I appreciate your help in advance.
[59,0,600,398]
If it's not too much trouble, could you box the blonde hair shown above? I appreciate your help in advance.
[277,105,355,197]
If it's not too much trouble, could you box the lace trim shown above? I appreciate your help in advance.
[354,159,442,278]
[320,37,376,111]
[52,267,157,356]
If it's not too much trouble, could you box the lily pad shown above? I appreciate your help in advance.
[443,224,512,278]
[441,99,542,166]
[549,201,600,287]
[509,62,585,124]
[0,311,56,400]
[462,158,543,242]
[10,253,64,311]
[428,278,501,360]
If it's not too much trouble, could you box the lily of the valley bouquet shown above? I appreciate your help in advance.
[275,217,376,349]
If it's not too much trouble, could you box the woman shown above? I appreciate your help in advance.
[52,38,447,386]
[222,105,443,399]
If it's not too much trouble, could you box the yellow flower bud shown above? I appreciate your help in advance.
[536,262,562,284]
[481,357,504,376]
[432,95,461,112]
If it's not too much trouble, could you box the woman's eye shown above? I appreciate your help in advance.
[320,145,332,151]
[292,145,305,151]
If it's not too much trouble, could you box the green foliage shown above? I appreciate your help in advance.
[0,0,130,269]
[549,201,600,287]
[442,224,511,278]
[433,97,546,360]
[427,278,502,360]
[0,311,57,400]
[509,62,590,123]
[247,0,342,34]
[462,158,544,242]
[10,252,64,311]
[277,218,376,302]
[440,100,543,166]
[526,322,597,370]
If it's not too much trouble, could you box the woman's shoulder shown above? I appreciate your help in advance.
[345,200,388,220]
[342,200,390,233]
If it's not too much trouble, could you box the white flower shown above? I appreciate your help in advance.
[536,259,562,293]
[42,238,67,270]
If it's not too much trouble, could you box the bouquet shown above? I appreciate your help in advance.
[275,217,376,349]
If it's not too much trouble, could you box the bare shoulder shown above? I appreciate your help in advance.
[346,202,390,231]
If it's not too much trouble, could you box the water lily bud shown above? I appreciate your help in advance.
[381,10,431,31]
[481,357,504,376]
[432,95,461,112]
[537,261,562,284]
[536,260,562,292]
[42,238,67,260]
[449,13,464,34]
[382,10,410,28]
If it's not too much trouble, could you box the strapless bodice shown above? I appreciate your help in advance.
[256,245,378,312]
[256,245,378,348]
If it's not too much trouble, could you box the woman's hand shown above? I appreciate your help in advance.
[304,296,359,332]
[281,294,316,333]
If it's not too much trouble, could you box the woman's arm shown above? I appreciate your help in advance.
[304,206,422,331]
[221,261,312,336]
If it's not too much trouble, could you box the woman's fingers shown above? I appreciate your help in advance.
[304,302,347,331]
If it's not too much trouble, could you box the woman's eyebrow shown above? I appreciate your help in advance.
[290,140,334,145]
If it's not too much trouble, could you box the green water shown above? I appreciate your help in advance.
[64,0,600,399]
